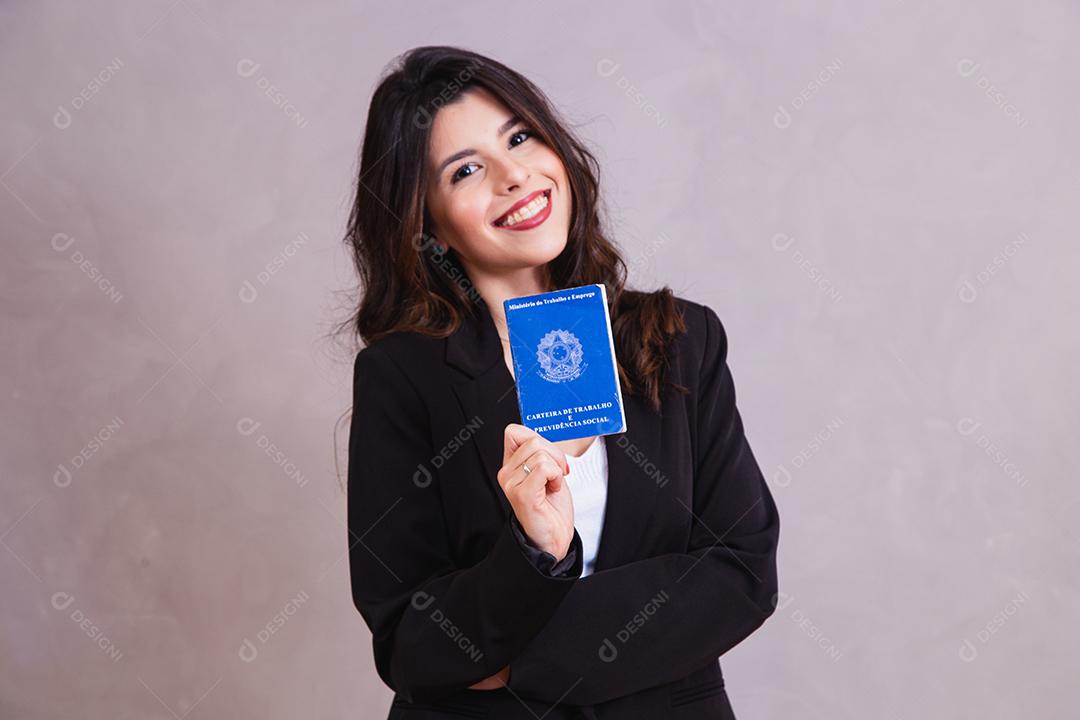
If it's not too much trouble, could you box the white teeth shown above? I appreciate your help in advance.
[498,192,549,227]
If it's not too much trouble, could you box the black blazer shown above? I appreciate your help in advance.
[348,295,780,720]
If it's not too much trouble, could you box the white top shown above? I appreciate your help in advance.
[565,435,609,577]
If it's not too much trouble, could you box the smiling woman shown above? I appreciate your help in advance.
[339,46,687,413]
[338,45,779,720]
[424,87,572,278]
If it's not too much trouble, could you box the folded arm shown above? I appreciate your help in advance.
[347,344,583,702]
[506,304,781,706]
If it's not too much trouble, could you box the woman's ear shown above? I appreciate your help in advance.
[419,224,448,255]
[422,207,446,253]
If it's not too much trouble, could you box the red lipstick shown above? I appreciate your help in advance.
[492,188,552,231]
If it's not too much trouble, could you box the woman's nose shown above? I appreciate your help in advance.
[491,155,530,189]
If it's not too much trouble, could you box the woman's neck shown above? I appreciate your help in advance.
[472,268,552,340]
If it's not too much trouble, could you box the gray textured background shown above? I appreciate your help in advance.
[3,1,1077,718]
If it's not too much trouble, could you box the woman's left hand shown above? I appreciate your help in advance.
[467,664,509,690]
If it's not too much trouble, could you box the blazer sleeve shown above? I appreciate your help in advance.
[347,344,584,702]
[511,514,580,576]
[506,304,781,706]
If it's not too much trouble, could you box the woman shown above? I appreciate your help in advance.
[343,45,780,720]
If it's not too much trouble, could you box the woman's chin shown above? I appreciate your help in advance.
[524,240,569,267]
[496,228,567,257]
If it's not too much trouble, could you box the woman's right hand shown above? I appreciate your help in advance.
[498,424,575,561]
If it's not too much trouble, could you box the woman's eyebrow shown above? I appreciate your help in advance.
[436,114,523,176]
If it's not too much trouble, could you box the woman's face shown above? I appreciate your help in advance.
[424,87,572,285]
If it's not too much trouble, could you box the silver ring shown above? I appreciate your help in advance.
[522,462,531,475]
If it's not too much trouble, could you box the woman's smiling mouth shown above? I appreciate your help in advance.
[492,189,552,230]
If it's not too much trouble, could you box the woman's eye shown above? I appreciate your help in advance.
[450,129,536,184]
[451,162,478,184]
[509,129,535,147]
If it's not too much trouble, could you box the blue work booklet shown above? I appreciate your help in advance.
[503,283,627,442]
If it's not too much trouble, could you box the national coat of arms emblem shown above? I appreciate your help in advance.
[535,329,586,383]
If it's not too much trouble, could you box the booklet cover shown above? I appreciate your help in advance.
[503,283,627,442]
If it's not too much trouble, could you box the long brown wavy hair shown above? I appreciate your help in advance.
[335,45,688,411]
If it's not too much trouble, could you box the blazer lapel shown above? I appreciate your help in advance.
[592,390,661,572]
[445,298,662,572]
[446,301,518,518]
